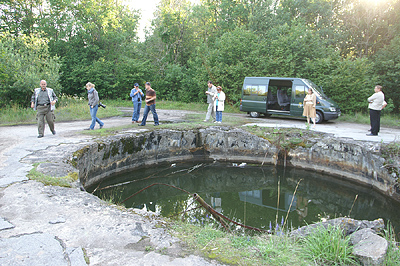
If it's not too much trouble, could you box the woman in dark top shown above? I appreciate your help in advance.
[85,82,104,130]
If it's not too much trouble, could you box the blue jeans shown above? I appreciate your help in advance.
[90,105,104,129]
[140,104,159,125]
[216,106,222,122]
[132,101,142,121]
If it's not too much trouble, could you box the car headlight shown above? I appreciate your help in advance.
[329,107,336,112]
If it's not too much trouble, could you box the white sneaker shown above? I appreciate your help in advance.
[218,121,222,123]
[203,120,208,122]
[214,121,218,123]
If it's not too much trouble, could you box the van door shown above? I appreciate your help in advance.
[290,81,307,117]
[242,82,269,113]
[266,79,292,113]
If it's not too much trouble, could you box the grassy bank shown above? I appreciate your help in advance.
[0,96,122,125]
[107,99,241,113]
[338,113,400,128]
[169,219,400,266]
[81,112,251,137]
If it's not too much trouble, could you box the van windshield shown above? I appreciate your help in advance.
[303,79,328,99]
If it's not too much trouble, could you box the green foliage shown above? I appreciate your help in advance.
[305,56,378,114]
[383,222,400,265]
[374,36,400,113]
[0,95,122,125]
[1,0,400,118]
[300,225,356,265]
[0,33,61,107]
[171,221,310,266]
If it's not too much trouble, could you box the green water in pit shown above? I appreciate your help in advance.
[93,161,400,232]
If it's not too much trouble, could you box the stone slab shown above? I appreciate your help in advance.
[37,162,77,178]
[0,233,68,266]
[291,217,385,237]
[0,217,15,231]
[67,247,88,266]
[351,228,388,266]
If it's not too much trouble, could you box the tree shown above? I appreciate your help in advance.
[0,33,61,107]
[373,36,400,113]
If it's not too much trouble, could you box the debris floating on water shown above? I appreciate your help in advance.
[232,163,246,167]
[170,163,176,167]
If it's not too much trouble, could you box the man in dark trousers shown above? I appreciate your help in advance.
[138,82,159,126]
[31,80,58,138]
[367,85,384,136]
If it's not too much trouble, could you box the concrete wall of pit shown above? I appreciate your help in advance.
[73,128,400,202]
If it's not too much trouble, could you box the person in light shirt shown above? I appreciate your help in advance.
[367,85,385,136]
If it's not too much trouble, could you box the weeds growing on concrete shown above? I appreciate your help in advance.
[381,141,400,183]
[27,163,78,187]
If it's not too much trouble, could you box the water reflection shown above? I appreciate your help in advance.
[93,162,400,231]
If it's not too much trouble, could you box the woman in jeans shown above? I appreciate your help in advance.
[85,82,104,130]
[214,86,226,123]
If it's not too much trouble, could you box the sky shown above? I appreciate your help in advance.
[123,0,200,41]
[123,0,160,41]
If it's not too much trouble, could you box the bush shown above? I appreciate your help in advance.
[0,33,61,107]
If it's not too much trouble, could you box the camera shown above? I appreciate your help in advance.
[99,102,106,108]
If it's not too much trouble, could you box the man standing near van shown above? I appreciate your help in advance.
[31,80,58,138]
[367,85,384,136]
[204,81,217,122]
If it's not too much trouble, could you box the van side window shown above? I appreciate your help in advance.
[244,85,252,95]
[295,86,306,99]
[244,85,267,96]
[258,85,267,96]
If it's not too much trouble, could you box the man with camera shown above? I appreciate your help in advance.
[30,80,58,138]
[130,83,144,123]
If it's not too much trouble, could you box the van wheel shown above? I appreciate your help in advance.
[315,111,324,124]
[249,112,260,118]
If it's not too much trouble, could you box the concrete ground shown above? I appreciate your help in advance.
[0,109,399,265]
[244,115,400,143]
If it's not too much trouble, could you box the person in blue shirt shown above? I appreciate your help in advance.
[130,83,144,123]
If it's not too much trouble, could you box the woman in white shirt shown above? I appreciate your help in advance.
[214,86,225,123]
[303,88,317,128]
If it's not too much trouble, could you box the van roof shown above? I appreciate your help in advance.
[244,77,302,81]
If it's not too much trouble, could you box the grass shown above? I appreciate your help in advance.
[81,112,251,137]
[0,96,122,126]
[383,222,400,266]
[338,113,400,128]
[27,163,78,187]
[300,224,356,265]
[169,219,362,266]
[108,99,241,114]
